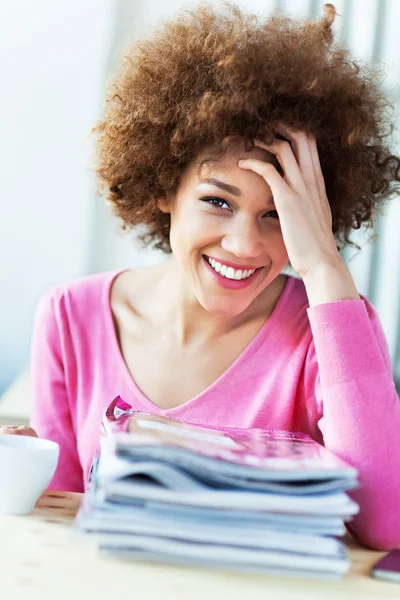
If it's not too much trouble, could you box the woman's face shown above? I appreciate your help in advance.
[159,144,289,317]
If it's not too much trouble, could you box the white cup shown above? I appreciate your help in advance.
[0,434,59,515]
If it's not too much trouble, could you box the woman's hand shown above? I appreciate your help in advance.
[238,125,342,280]
[0,425,38,437]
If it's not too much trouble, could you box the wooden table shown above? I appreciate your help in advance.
[0,491,398,599]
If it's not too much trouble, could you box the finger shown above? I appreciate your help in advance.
[307,137,332,227]
[273,127,318,194]
[254,139,305,191]
[276,127,332,225]
[238,159,291,204]
[0,425,18,434]
[308,136,327,200]
[0,425,38,437]
[15,426,39,437]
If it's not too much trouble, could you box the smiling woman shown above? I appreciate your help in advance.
[154,141,288,317]
[5,2,400,552]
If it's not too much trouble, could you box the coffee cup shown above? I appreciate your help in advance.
[0,434,59,515]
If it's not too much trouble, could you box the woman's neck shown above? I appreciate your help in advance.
[137,257,286,346]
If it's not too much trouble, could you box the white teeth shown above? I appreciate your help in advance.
[206,257,257,280]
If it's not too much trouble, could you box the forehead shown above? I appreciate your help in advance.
[195,143,278,180]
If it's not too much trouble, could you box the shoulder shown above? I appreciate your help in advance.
[35,270,124,328]
[110,262,167,316]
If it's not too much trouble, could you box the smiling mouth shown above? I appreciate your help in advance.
[203,255,263,280]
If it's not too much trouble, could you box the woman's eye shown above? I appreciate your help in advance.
[200,197,279,220]
[201,197,230,210]
[264,210,279,220]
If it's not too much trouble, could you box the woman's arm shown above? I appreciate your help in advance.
[306,292,400,551]
[30,290,84,492]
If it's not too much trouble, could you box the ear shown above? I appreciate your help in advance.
[157,194,171,214]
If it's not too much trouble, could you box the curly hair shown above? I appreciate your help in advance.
[91,2,400,253]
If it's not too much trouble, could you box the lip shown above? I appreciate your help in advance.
[202,255,264,290]
[204,254,263,271]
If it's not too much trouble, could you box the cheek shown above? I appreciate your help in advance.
[270,238,288,263]
[263,224,286,250]
[170,208,216,251]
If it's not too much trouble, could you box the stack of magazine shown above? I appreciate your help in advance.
[75,396,360,580]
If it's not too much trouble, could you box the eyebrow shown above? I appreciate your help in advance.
[201,177,275,204]
[202,178,242,197]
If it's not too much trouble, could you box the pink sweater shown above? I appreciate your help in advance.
[30,270,400,550]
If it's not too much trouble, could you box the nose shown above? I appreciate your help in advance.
[220,217,264,260]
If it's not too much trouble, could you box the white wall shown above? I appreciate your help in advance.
[0,0,117,393]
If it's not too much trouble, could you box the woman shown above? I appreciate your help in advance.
[2,3,400,550]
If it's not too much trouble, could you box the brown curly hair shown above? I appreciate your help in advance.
[91,2,400,254]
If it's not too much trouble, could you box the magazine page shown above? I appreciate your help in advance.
[96,535,350,575]
[101,478,359,515]
[76,494,345,555]
[96,438,356,494]
[98,548,345,580]
[76,487,347,535]
[102,396,358,482]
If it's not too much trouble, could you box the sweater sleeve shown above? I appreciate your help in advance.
[306,296,400,550]
[30,290,84,492]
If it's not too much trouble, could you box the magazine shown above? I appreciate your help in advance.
[102,396,359,485]
[75,396,360,580]
[95,438,358,514]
